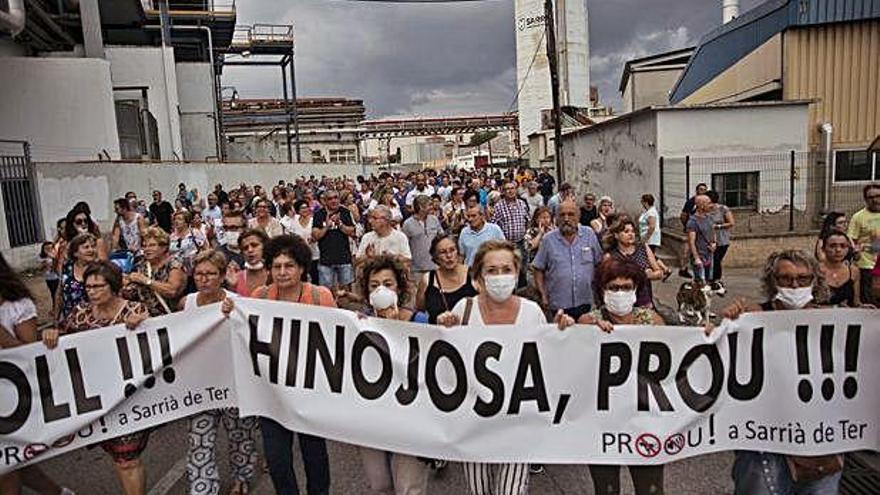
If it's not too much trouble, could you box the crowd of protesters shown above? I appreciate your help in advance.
[1,166,879,495]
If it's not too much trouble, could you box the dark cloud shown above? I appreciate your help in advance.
[222,0,763,118]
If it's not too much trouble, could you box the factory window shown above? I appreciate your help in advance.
[311,150,324,162]
[711,172,759,210]
[329,149,357,163]
[834,150,876,182]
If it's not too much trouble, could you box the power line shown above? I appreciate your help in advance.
[507,27,545,113]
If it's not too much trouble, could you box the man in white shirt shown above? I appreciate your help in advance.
[404,173,436,209]
[436,175,453,203]
[202,193,223,224]
[520,181,544,217]
[356,205,412,267]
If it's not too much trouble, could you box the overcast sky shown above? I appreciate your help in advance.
[222,0,763,119]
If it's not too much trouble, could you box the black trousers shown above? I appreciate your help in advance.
[260,417,330,495]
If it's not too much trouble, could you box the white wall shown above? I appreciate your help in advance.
[106,46,183,160]
[657,105,811,217]
[562,103,811,219]
[656,104,809,157]
[0,57,121,161]
[176,62,219,161]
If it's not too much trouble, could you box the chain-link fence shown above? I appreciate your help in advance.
[659,151,867,235]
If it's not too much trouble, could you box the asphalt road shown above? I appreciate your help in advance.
[21,269,761,494]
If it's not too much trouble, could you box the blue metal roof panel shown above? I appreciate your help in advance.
[669,0,880,103]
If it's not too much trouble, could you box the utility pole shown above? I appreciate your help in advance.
[544,0,564,182]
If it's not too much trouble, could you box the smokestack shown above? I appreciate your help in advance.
[723,0,739,24]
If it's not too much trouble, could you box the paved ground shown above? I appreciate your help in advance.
[19,269,768,494]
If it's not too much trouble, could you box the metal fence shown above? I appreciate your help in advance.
[0,140,42,247]
[659,151,867,236]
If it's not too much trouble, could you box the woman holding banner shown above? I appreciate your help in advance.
[0,252,74,495]
[179,250,258,495]
[570,257,666,495]
[356,254,429,494]
[122,227,187,317]
[437,240,573,495]
[42,261,150,495]
[251,234,334,495]
[715,249,841,495]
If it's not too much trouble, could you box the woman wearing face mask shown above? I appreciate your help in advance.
[819,232,862,307]
[567,258,665,495]
[416,234,478,324]
[227,229,270,297]
[248,234,334,495]
[356,254,429,494]
[715,249,839,495]
[281,200,321,284]
[437,240,573,495]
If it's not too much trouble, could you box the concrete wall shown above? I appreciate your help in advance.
[655,104,808,157]
[176,62,219,161]
[562,103,810,220]
[657,104,810,221]
[106,46,183,160]
[563,112,659,217]
[0,57,121,161]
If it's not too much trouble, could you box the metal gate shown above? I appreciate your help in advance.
[0,140,42,247]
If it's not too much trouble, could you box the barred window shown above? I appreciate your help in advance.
[711,172,759,209]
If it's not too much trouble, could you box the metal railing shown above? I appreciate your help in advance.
[0,140,42,247]
[142,1,235,13]
[232,24,294,47]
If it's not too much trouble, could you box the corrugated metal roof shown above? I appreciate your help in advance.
[669,0,880,103]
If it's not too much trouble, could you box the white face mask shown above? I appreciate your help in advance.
[223,231,240,247]
[775,286,813,309]
[604,290,637,316]
[484,274,517,302]
[369,285,398,310]
[244,261,264,271]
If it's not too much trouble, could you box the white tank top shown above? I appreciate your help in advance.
[183,290,233,311]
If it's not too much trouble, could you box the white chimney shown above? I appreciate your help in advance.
[723,0,739,24]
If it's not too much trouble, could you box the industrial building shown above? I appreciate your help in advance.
[514,0,590,144]
[670,0,880,187]
[223,97,365,163]
[619,47,695,113]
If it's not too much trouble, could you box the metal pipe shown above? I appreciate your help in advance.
[722,0,739,24]
[145,24,222,160]
[289,39,301,163]
[820,123,833,211]
[0,0,26,37]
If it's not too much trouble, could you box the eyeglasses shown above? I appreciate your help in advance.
[775,274,814,288]
[194,271,220,278]
[74,218,87,226]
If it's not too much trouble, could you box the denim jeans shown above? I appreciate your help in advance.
[732,451,841,495]
[317,263,354,288]
[259,417,330,495]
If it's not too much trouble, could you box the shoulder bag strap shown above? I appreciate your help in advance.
[462,297,473,325]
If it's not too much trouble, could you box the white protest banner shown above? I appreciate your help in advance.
[232,301,880,465]
[2,302,878,474]
[0,306,235,474]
